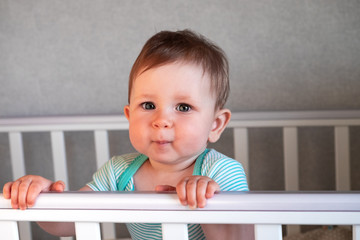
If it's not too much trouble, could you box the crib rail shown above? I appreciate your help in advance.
[1,191,360,240]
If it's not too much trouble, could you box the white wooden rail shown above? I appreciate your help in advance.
[0,192,360,240]
[1,110,360,239]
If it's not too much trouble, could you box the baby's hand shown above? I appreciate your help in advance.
[156,176,220,209]
[2,175,65,210]
[177,176,220,209]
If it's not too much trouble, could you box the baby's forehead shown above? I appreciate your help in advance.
[130,61,216,98]
[138,60,208,78]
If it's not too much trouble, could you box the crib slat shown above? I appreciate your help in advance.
[283,127,301,236]
[94,130,116,240]
[162,223,189,240]
[283,127,299,191]
[354,225,360,240]
[334,126,351,191]
[9,132,26,179]
[9,132,33,240]
[233,128,250,179]
[0,221,19,240]
[50,131,73,240]
[75,222,101,240]
[255,224,282,240]
[51,131,72,240]
[94,130,110,169]
[51,131,69,190]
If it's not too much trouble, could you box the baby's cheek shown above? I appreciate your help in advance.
[179,128,209,149]
[129,126,147,151]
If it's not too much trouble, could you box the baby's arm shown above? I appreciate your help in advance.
[2,175,92,237]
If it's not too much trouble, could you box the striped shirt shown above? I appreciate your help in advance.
[87,148,248,239]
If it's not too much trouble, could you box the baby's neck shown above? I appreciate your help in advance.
[133,159,195,191]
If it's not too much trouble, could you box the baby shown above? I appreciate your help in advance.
[3,29,251,239]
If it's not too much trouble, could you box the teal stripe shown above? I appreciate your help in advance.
[117,154,148,191]
[193,148,210,175]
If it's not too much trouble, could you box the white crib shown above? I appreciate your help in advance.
[0,110,360,240]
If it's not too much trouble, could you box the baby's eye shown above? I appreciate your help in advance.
[176,104,191,112]
[141,102,155,110]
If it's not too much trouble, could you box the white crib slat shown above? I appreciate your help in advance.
[94,130,110,169]
[94,130,116,240]
[255,224,282,240]
[283,127,301,236]
[334,126,351,191]
[234,128,250,179]
[9,132,33,240]
[51,131,69,190]
[51,132,72,240]
[162,223,188,240]
[9,132,26,179]
[0,221,19,240]
[75,222,101,240]
[354,225,360,240]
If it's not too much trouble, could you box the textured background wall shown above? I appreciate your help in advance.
[1,1,360,239]
[1,0,360,117]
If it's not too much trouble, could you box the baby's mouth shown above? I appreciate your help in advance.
[154,140,171,144]
[152,138,172,145]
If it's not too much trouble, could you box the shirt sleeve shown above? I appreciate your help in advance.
[203,150,249,191]
[87,157,119,191]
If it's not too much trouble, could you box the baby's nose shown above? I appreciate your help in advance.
[152,112,173,128]
[152,119,173,128]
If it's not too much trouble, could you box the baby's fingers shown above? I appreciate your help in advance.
[3,182,13,199]
[3,176,62,210]
[8,181,20,209]
[17,178,36,210]
[12,178,35,209]
[195,178,211,208]
[50,181,66,192]
[193,178,220,208]
[204,180,220,199]
[176,177,220,209]
[26,181,49,208]
[176,178,189,206]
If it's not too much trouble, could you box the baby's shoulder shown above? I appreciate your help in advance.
[203,149,248,191]
[204,149,237,165]
[202,149,244,173]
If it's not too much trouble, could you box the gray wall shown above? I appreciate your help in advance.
[1,1,360,239]
[1,0,360,117]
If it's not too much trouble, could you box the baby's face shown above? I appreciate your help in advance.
[124,62,218,166]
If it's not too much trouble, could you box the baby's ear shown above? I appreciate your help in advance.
[124,105,130,120]
[208,109,231,143]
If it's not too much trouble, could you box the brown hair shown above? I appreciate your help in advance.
[128,29,229,109]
